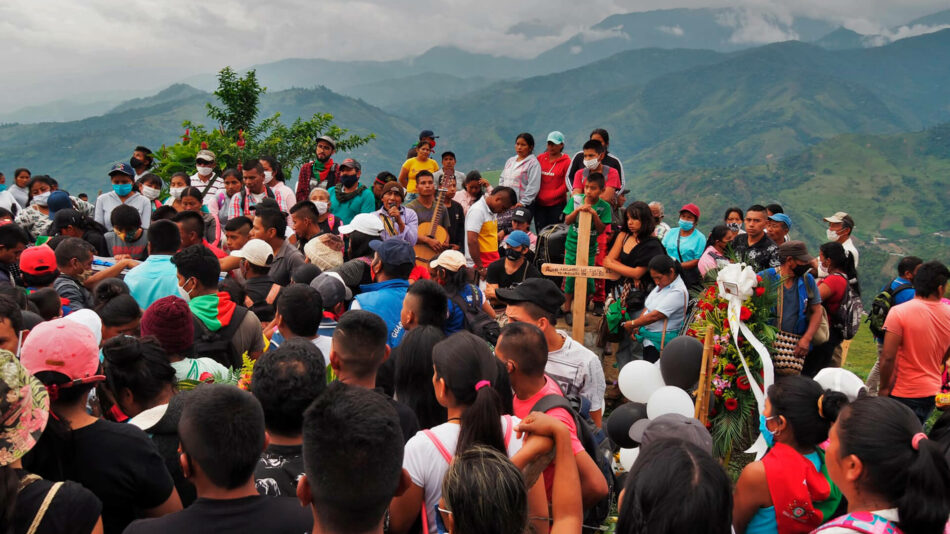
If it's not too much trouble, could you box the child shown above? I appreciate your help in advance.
[164,172,190,211]
[105,204,149,260]
[454,170,492,215]
[308,187,341,235]
[561,173,610,324]
[398,141,439,202]
[94,162,152,232]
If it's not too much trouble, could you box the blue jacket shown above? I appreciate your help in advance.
[354,279,410,348]
[760,268,820,335]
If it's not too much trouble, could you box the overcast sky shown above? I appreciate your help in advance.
[0,0,947,110]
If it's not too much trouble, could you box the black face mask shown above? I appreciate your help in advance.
[505,248,523,261]
[792,264,810,278]
[340,174,359,188]
[130,157,146,170]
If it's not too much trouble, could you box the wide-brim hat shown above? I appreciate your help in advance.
[0,349,50,466]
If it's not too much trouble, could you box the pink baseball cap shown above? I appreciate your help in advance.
[20,318,101,383]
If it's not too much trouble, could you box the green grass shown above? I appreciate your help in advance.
[481,169,501,187]
[841,324,877,381]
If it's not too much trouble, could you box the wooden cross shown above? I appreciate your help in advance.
[540,211,619,343]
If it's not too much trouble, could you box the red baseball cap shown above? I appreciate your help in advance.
[680,203,700,219]
[19,245,57,276]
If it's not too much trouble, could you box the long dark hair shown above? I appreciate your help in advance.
[102,335,176,411]
[260,156,285,183]
[347,231,376,260]
[625,201,655,240]
[836,397,950,534]
[617,439,732,534]
[648,254,683,279]
[393,326,447,429]
[723,207,742,222]
[432,332,505,456]
[820,241,860,295]
[767,375,848,447]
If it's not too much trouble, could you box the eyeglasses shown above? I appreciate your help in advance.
[196,159,213,165]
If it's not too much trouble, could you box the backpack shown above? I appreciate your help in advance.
[532,392,615,532]
[830,273,863,340]
[866,281,913,338]
[812,512,904,534]
[192,306,249,369]
[450,284,500,345]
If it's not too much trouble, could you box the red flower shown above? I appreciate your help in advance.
[718,301,728,310]
[705,421,713,429]
[723,319,730,329]
[200,141,209,149]
[740,306,752,321]
[714,388,723,397]
[198,372,214,383]
[713,344,722,355]
[686,329,698,338]
[724,363,737,376]
[737,375,750,391]
[755,286,765,296]
[236,129,246,149]
[182,128,191,143]
[725,398,739,411]
[756,275,763,283]
[699,311,707,320]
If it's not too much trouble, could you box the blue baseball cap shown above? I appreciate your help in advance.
[369,239,415,266]
[504,230,531,249]
[47,191,72,219]
[546,131,565,145]
[768,213,792,230]
[108,162,135,177]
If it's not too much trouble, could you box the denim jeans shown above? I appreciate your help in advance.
[890,395,936,424]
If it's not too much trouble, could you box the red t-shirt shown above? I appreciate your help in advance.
[572,166,622,192]
[819,273,848,314]
[512,375,586,497]
[203,240,227,259]
[535,153,571,207]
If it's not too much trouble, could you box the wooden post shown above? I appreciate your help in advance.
[695,327,715,423]
[570,211,592,343]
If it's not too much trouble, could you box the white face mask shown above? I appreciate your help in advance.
[314,200,328,215]
[826,228,839,240]
[169,186,186,200]
[141,186,161,200]
[33,192,51,206]
[583,158,599,170]
[178,279,193,302]
[263,171,274,184]
[196,165,213,177]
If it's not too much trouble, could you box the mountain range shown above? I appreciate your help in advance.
[4,7,949,124]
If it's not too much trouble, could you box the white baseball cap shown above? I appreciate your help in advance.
[339,213,384,237]
[429,250,467,272]
[230,239,274,267]
[814,368,866,402]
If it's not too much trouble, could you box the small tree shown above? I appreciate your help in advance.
[153,67,374,181]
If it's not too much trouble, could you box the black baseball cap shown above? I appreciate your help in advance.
[419,130,439,140]
[495,278,565,316]
[511,207,532,223]
[629,413,713,453]
[52,209,83,234]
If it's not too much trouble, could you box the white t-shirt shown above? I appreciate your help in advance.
[403,416,523,534]
[642,276,689,344]
[311,336,332,367]
[545,330,607,412]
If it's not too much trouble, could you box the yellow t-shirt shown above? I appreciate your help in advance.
[402,157,440,193]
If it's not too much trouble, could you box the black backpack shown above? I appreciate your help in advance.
[192,306,249,369]
[450,284,500,345]
[866,281,913,338]
[532,393,615,532]
[829,273,863,340]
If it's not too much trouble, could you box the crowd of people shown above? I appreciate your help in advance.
[1,127,949,534]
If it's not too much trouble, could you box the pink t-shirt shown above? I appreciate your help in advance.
[512,375,586,496]
[884,298,950,398]
[572,166,621,192]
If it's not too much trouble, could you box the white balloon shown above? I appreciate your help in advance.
[647,386,696,419]
[619,447,640,471]
[618,360,666,403]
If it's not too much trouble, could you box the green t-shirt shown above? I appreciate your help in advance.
[563,195,611,251]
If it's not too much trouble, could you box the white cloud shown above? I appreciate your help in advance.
[0,0,947,109]
[862,23,950,46]
[715,8,799,44]
[579,25,630,43]
[658,25,685,36]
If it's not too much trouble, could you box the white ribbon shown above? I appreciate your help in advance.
[716,264,775,460]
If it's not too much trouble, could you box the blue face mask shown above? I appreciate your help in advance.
[0,184,6,193]
[113,183,133,196]
[759,414,776,448]
[678,218,694,231]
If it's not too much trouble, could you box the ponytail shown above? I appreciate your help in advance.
[767,376,848,447]
[432,332,506,457]
[837,397,950,534]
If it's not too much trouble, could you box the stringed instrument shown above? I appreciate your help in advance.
[413,182,450,266]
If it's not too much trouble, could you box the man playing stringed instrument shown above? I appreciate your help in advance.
[407,171,453,263]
